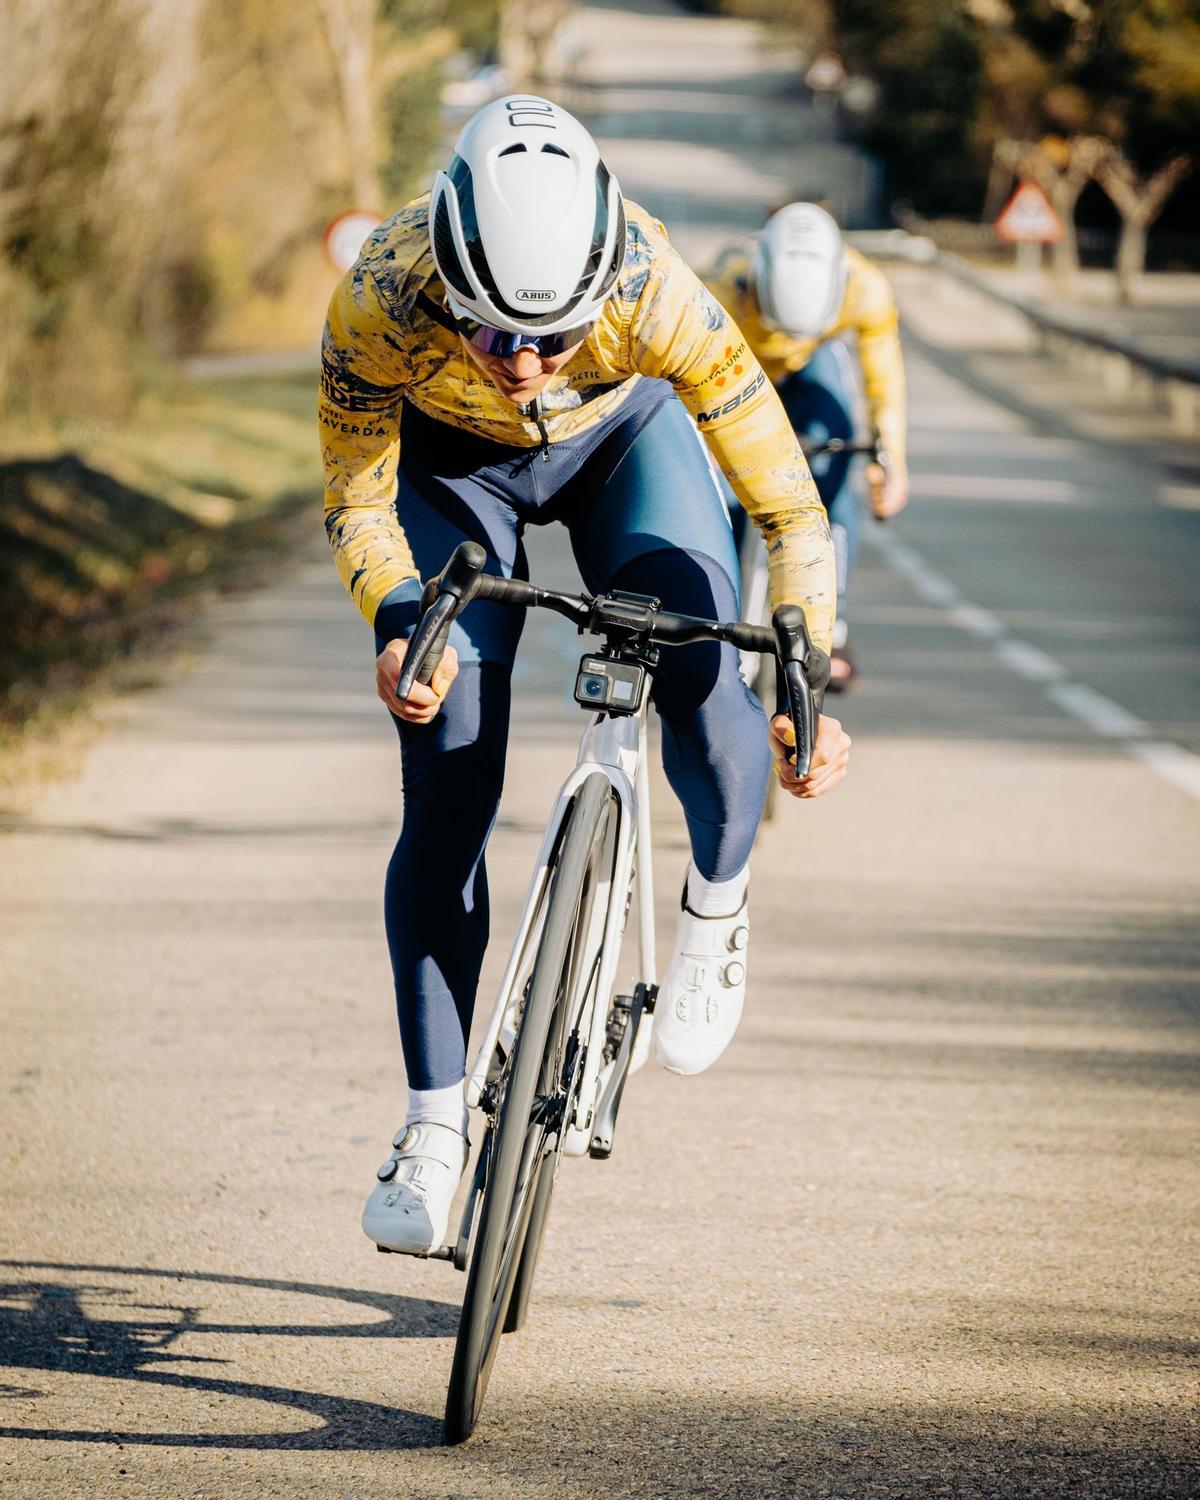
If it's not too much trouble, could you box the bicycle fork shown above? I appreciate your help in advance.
[466,708,651,1152]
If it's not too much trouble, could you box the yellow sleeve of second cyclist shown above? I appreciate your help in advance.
[319,267,417,629]
[845,251,907,466]
[624,229,836,654]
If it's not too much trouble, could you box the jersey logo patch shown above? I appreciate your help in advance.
[321,356,398,413]
[695,368,766,424]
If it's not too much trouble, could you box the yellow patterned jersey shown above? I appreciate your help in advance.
[704,245,906,464]
[320,196,836,651]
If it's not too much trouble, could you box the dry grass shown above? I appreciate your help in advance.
[0,369,321,742]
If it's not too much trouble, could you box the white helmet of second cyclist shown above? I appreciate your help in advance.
[429,95,626,336]
[753,203,848,340]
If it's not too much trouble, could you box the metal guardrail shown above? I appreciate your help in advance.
[848,229,1200,435]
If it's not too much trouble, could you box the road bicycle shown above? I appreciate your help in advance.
[739,435,887,821]
[379,539,828,1443]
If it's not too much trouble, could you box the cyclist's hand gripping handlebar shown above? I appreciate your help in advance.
[394,540,488,701]
[772,604,830,779]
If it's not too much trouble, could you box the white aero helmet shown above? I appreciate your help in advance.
[429,95,626,338]
[752,203,848,340]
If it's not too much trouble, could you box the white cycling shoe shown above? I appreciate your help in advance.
[653,895,750,1075]
[361,1122,468,1255]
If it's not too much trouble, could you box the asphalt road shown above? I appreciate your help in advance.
[2,1,1199,1497]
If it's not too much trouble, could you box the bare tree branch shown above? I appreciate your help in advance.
[1094,149,1194,299]
[993,136,1111,287]
[316,0,379,208]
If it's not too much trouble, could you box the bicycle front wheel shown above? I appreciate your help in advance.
[444,772,617,1444]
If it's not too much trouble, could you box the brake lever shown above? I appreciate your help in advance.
[771,604,829,778]
[394,540,488,701]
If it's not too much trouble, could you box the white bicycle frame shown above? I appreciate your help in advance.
[464,704,656,1151]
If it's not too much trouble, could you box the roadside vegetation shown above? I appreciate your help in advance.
[708,0,1197,282]
[0,372,317,738]
[0,0,498,736]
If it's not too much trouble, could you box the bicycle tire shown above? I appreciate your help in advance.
[503,792,616,1335]
[444,772,616,1444]
[503,1152,556,1334]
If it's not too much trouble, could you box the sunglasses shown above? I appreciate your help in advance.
[456,317,595,359]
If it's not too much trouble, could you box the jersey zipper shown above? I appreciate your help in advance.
[522,395,552,460]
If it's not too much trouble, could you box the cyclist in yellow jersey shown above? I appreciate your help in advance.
[320,97,851,1256]
[706,203,909,687]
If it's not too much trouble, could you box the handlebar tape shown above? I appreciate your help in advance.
[721,619,775,653]
[473,574,541,608]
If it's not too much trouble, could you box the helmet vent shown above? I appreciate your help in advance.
[604,198,627,285]
[541,144,569,157]
[432,194,474,299]
[499,143,527,157]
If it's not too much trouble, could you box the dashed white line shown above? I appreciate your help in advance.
[913,474,1079,503]
[1159,484,1200,511]
[1130,741,1200,801]
[909,570,961,608]
[947,601,1006,640]
[1045,681,1147,739]
[994,638,1068,684]
[869,530,1200,804]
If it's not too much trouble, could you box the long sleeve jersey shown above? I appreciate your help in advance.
[319,196,836,652]
[704,244,907,466]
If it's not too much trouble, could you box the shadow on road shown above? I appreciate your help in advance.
[2,1259,1193,1492]
[0,1260,450,1450]
[0,811,550,844]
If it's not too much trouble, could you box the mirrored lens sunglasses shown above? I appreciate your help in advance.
[455,317,595,359]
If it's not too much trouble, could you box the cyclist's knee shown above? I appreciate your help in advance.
[612,547,740,712]
[659,685,770,828]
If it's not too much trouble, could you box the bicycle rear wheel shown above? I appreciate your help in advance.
[444,772,617,1444]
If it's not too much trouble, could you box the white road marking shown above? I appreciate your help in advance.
[947,601,1007,640]
[994,638,1068,684]
[1045,681,1147,738]
[869,529,1200,804]
[1130,741,1200,801]
[1159,484,1200,511]
[906,434,1083,459]
[912,474,1079,503]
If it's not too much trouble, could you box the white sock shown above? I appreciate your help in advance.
[405,1080,468,1137]
[685,860,749,918]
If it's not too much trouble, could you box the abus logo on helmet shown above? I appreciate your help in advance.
[516,288,555,301]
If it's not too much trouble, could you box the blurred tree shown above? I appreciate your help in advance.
[730,0,987,214]
[978,0,1197,275]
[0,0,498,426]
[500,0,568,90]
[318,0,381,208]
[829,0,987,214]
[1094,148,1193,297]
[993,134,1111,285]
[713,0,1199,253]
[377,0,499,205]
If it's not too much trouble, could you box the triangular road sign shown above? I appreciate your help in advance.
[995,181,1063,244]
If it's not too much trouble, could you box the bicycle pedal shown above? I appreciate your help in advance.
[374,1243,456,1261]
